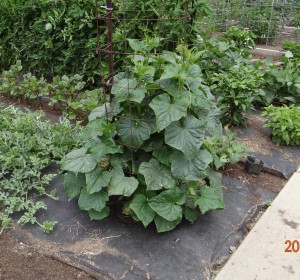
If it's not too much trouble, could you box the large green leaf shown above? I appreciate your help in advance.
[139,159,176,191]
[149,188,185,221]
[89,207,110,221]
[165,115,204,157]
[170,150,213,181]
[209,170,223,199]
[149,93,190,131]
[112,78,146,103]
[62,147,97,173]
[90,136,122,161]
[195,186,224,214]
[86,168,112,194]
[160,64,180,80]
[108,169,139,197]
[78,187,108,212]
[153,145,172,165]
[186,77,214,108]
[117,117,151,149]
[183,207,199,224]
[197,108,222,137]
[129,194,155,227]
[154,215,181,233]
[63,172,86,200]
[88,102,121,121]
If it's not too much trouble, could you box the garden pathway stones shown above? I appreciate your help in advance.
[14,174,276,280]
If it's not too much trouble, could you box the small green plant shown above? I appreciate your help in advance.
[20,72,47,101]
[0,61,105,118]
[61,45,231,233]
[203,129,252,169]
[0,105,83,234]
[211,64,264,127]
[49,74,85,107]
[0,60,22,97]
[261,105,300,146]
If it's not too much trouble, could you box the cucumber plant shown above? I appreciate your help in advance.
[61,45,231,233]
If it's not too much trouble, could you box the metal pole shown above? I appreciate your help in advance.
[106,0,114,101]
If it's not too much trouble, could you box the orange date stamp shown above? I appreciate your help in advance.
[285,240,300,252]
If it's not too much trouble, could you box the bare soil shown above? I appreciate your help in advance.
[222,162,287,194]
[0,231,95,280]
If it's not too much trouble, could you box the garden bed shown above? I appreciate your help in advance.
[1,98,299,280]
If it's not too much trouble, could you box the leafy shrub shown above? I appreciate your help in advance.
[61,46,231,233]
[0,0,99,81]
[0,105,83,234]
[211,63,264,127]
[262,105,300,146]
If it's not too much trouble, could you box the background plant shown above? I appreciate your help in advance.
[239,6,279,44]
[0,0,100,82]
[211,63,265,127]
[0,105,83,234]
[262,105,300,146]
[263,52,300,105]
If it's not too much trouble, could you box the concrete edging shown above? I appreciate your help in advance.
[214,168,300,280]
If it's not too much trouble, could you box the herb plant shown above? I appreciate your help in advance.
[62,45,228,233]
[0,105,82,234]
[262,105,300,146]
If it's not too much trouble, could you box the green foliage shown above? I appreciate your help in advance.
[195,37,252,83]
[114,0,211,45]
[263,53,300,104]
[222,27,256,55]
[203,130,252,169]
[282,41,300,59]
[262,105,300,146]
[62,46,231,233]
[211,64,265,127]
[0,0,211,81]
[0,105,82,234]
[0,61,105,118]
[0,0,99,81]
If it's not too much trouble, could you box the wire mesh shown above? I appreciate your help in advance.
[204,0,300,45]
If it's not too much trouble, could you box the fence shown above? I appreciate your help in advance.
[205,0,300,45]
